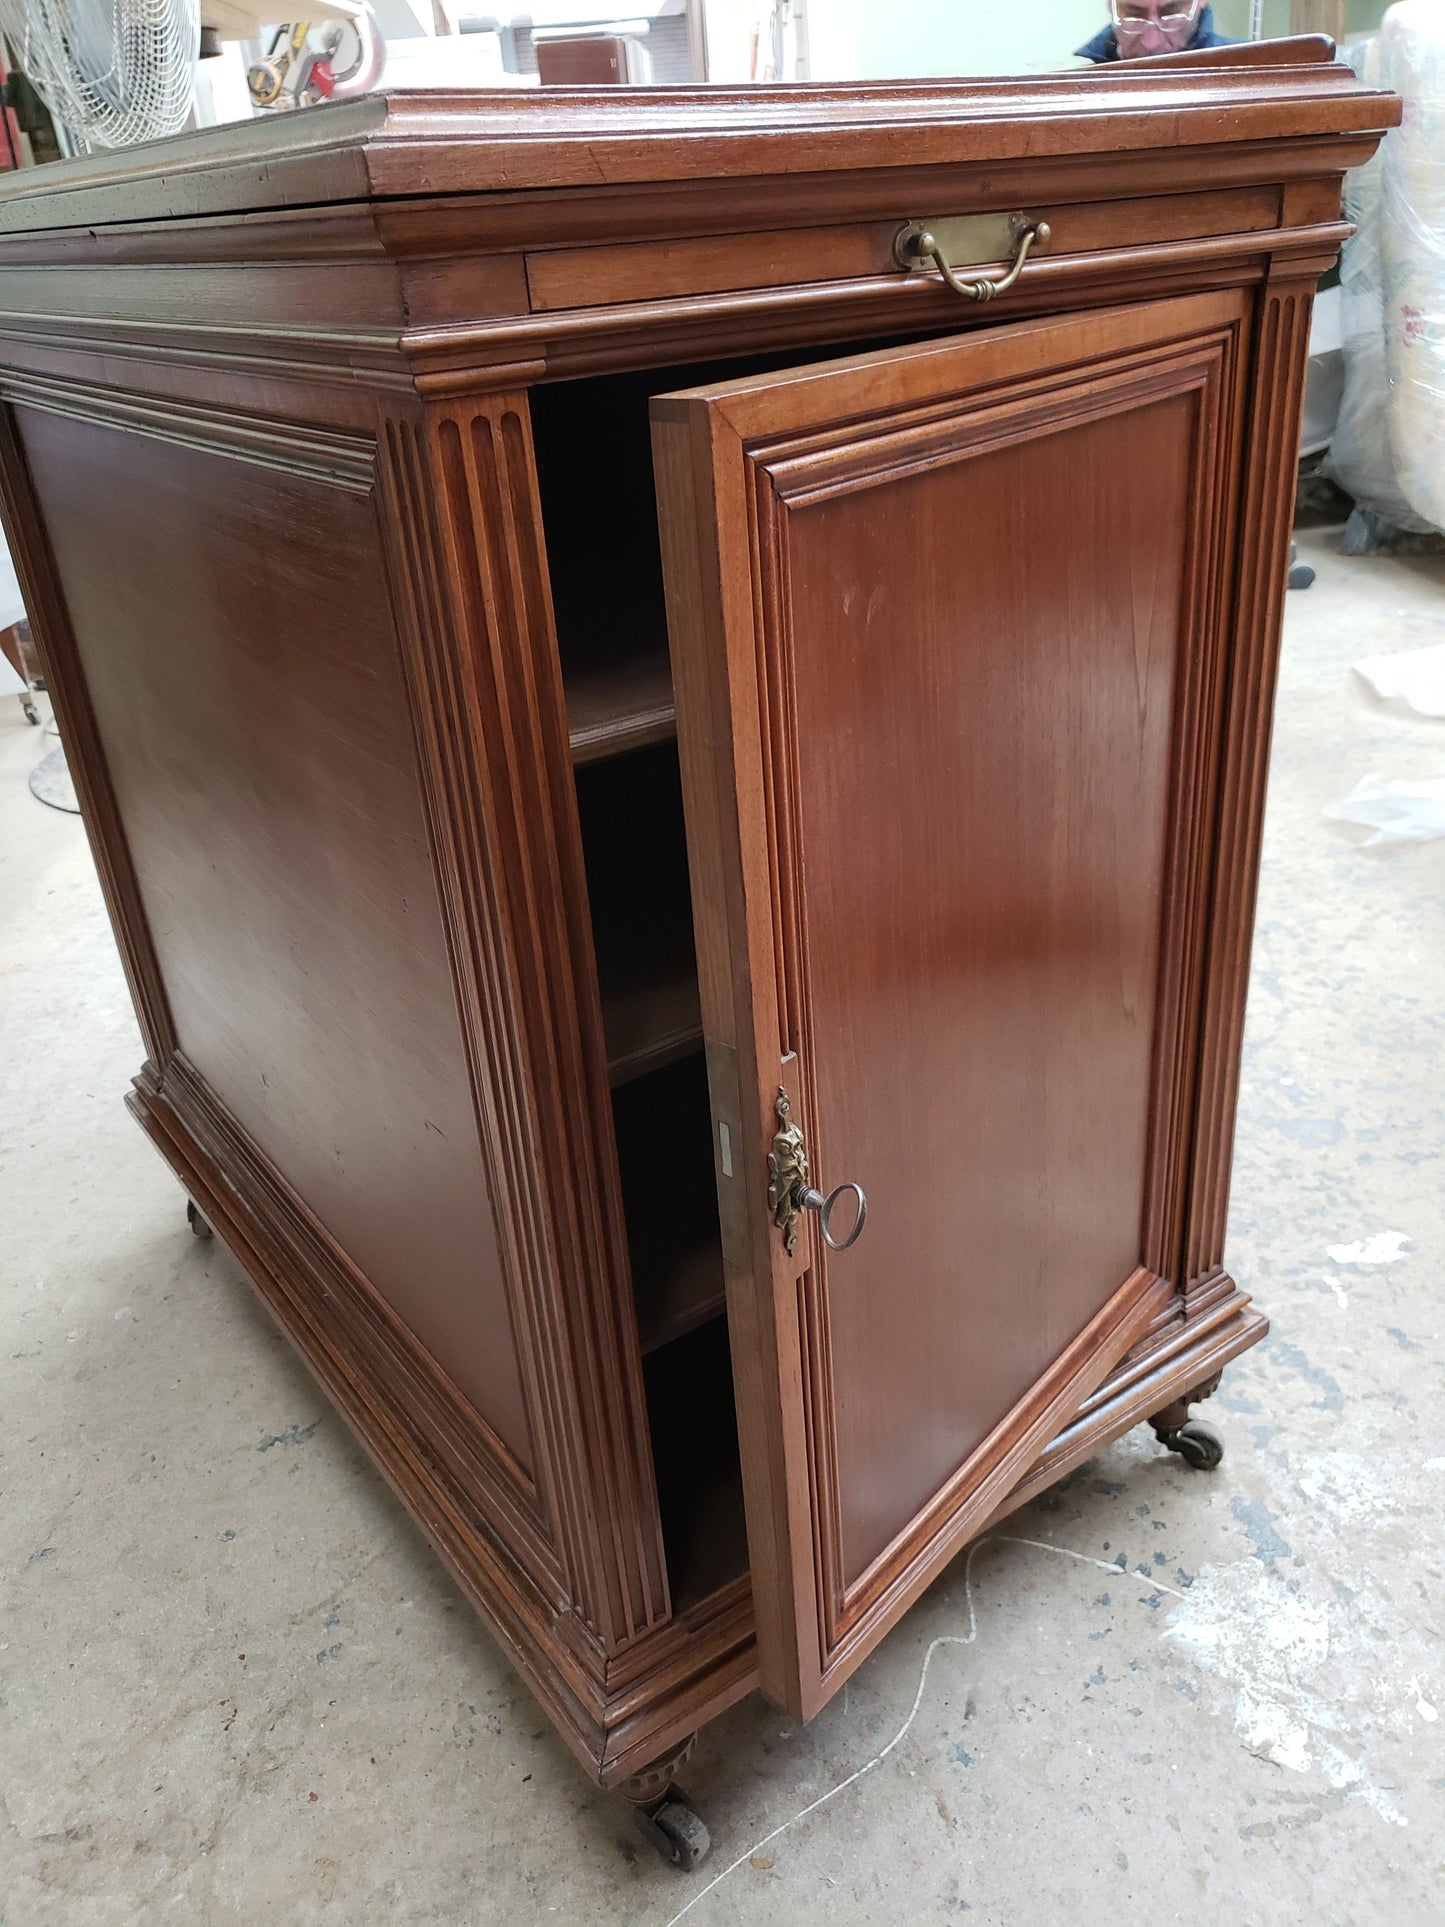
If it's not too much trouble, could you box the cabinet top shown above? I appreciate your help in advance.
[0,38,1398,235]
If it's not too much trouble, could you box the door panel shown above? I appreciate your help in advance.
[797,394,1191,1583]
[652,292,1246,1716]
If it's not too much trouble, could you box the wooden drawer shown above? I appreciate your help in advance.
[524,185,1281,313]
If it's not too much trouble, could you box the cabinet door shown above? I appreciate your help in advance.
[651,290,1248,1718]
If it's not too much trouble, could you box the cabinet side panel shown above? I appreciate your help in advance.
[14,401,533,1472]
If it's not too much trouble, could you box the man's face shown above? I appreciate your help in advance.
[1109,0,1202,57]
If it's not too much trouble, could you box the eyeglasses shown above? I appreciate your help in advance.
[1109,0,1202,33]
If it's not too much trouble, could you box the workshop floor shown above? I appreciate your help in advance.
[2,523,1443,1927]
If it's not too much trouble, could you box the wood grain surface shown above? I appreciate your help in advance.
[0,42,1394,229]
[15,398,535,1468]
[0,50,1390,1791]
[653,290,1254,1715]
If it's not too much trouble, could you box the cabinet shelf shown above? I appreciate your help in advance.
[577,741,702,1086]
[567,647,677,766]
[602,971,702,1086]
[644,1317,746,1612]
[532,368,687,769]
[636,1236,726,1355]
[614,1054,726,1354]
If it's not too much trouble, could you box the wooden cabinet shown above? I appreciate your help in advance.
[0,41,1395,1864]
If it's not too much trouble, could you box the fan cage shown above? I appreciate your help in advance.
[0,0,198,149]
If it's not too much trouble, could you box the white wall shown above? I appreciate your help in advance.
[698,0,764,80]
[836,0,1105,80]
[699,0,1102,83]
[701,0,1398,84]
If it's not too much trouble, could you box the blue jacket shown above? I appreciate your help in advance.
[1077,5,1234,62]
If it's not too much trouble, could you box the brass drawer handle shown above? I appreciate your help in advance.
[894,218,1051,303]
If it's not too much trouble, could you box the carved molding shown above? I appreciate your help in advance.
[377,396,671,1654]
[0,369,377,488]
[984,1285,1266,1530]
[414,222,1351,391]
[1184,279,1317,1281]
[0,307,413,384]
[0,210,1355,398]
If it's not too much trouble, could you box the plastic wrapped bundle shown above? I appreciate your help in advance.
[1379,2,1445,533]
[1328,33,1435,535]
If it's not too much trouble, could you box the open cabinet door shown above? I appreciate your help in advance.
[651,289,1249,1719]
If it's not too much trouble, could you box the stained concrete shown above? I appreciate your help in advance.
[2,523,1443,1925]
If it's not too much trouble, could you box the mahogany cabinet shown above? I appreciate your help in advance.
[0,41,1395,1865]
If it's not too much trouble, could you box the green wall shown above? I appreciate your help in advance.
[1169,1,1391,43]
[1210,0,1289,40]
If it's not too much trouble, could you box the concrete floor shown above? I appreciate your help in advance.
[2,522,1443,1925]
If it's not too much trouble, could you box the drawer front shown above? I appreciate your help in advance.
[525,185,1280,313]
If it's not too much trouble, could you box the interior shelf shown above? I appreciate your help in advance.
[576,741,702,1085]
[566,647,676,766]
[531,368,678,771]
[602,969,702,1087]
[531,364,747,1612]
[644,1316,747,1612]
[535,344,941,776]
[614,1053,726,1353]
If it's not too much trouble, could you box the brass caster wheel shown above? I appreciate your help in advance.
[1160,1417,1223,1470]
[633,1792,710,1870]
[186,1198,214,1239]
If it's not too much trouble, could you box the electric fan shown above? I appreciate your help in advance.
[0,0,200,149]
